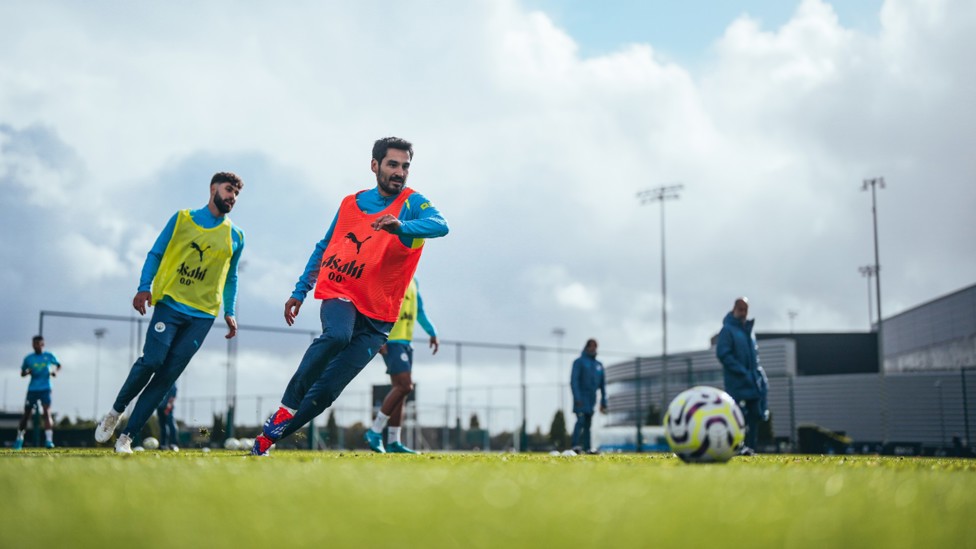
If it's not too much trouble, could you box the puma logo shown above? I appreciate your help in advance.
[190,241,210,262]
[344,232,372,254]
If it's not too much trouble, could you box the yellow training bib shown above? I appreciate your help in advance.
[388,278,418,341]
[152,210,233,316]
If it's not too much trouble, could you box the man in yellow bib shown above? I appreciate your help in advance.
[366,277,439,454]
[95,172,245,453]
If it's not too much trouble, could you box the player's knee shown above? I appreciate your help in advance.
[135,355,165,373]
[393,375,413,392]
[319,329,353,348]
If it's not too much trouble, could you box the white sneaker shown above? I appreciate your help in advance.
[95,411,122,443]
[115,433,133,454]
[169,445,180,452]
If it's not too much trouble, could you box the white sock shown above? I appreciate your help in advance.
[108,408,121,418]
[45,429,53,442]
[370,411,390,433]
[16,430,25,441]
[387,426,401,444]
[280,404,297,415]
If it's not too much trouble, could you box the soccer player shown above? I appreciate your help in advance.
[366,277,439,454]
[251,137,448,456]
[95,172,245,453]
[13,336,61,449]
[570,338,607,454]
[156,384,179,451]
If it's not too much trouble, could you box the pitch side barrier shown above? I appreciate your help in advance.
[37,310,641,452]
[404,339,640,452]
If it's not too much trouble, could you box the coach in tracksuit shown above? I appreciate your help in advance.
[716,297,769,454]
[570,338,607,454]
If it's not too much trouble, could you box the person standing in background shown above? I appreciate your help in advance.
[571,338,607,454]
[716,297,769,455]
[13,336,62,449]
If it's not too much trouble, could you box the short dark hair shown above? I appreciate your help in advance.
[372,137,413,163]
[211,172,244,189]
[32,335,43,342]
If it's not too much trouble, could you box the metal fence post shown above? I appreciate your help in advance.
[635,356,643,453]
[520,344,527,452]
[962,368,971,446]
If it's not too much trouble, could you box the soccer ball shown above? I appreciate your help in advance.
[664,386,745,463]
[142,437,160,450]
[223,438,241,450]
[238,437,253,450]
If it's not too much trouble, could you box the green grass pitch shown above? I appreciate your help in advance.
[2,449,975,548]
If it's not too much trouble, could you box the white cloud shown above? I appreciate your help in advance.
[60,233,128,284]
[1,0,974,430]
[554,282,599,311]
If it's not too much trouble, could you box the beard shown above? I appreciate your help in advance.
[377,173,405,196]
[214,193,233,214]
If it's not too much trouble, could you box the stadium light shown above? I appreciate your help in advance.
[637,184,683,412]
[858,265,877,330]
[788,310,798,334]
[93,328,107,420]
[862,177,885,373]
[552,327,566,415]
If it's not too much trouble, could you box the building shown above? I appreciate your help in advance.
[606,283,976,453]
[883,283,976,372]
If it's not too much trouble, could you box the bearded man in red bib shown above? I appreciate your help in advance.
[252,137,449,456]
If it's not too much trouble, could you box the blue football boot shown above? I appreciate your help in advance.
[45,440,55,449]
[386,441,418,454]
[13,439,24,450]
[364,430,385,453]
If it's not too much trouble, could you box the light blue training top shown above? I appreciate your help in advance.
[22,352,60,392]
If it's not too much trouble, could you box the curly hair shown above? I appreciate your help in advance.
[210,172,244,189]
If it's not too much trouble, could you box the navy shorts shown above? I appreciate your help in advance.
[383,342,413,375]
[25,389,52,408]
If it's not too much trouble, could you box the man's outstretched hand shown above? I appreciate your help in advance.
[132,291,153,315]
[284,297,303,326]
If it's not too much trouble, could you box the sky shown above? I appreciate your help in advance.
[1,0,974,437]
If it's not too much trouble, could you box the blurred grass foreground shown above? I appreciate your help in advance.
[2,449,975,548]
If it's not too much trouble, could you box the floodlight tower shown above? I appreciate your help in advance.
[93,328,107,420]
[862,177,885,372]
[858,265,877,330]
[788,310,798,334]
[637,184,683,412]
[227,260,246,439]
[552,327,566,414]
